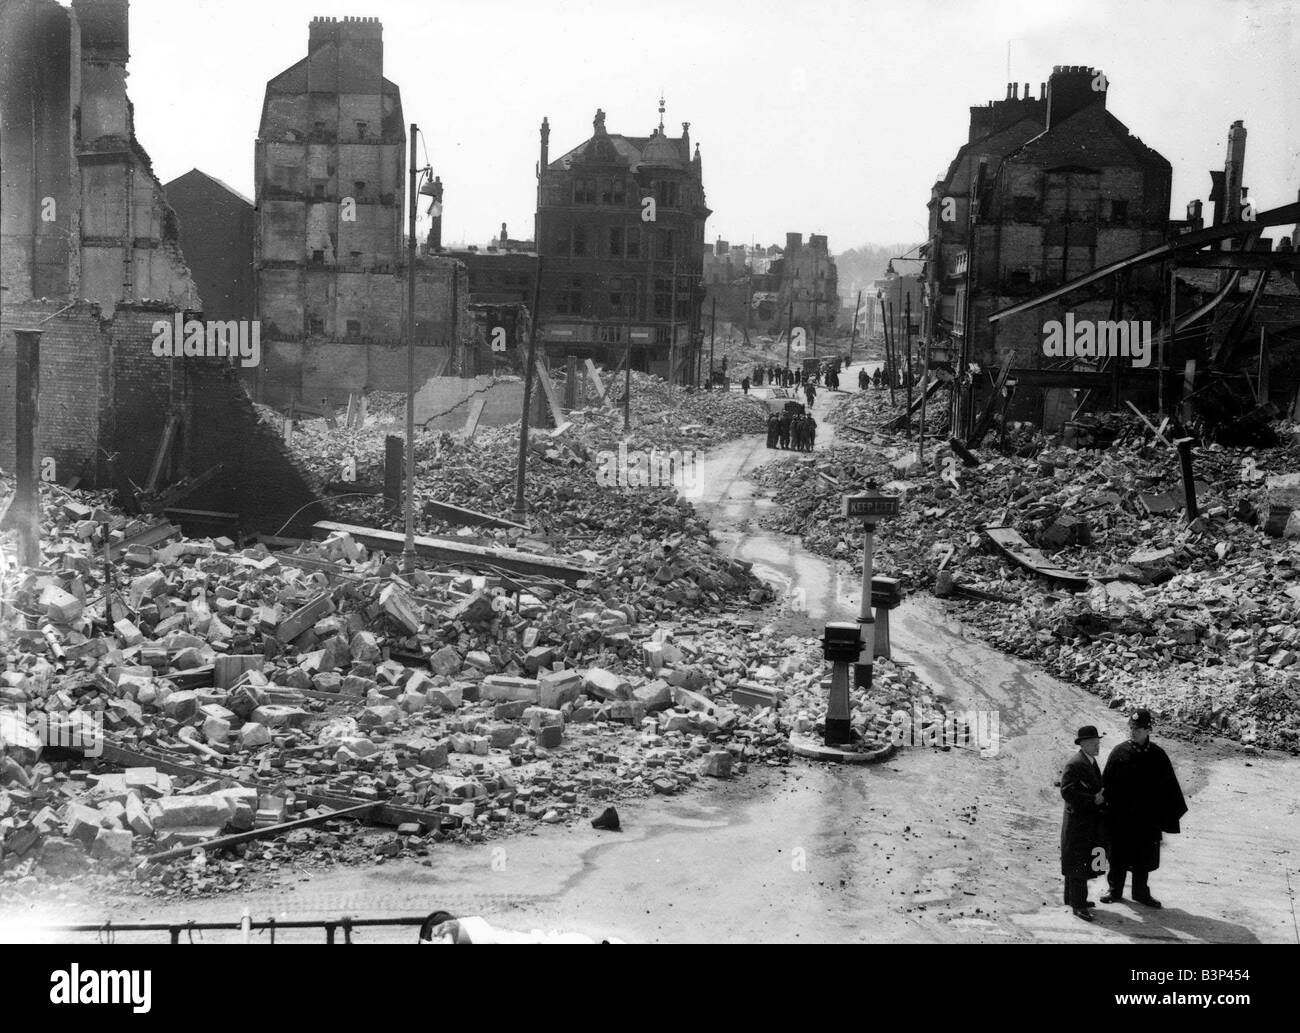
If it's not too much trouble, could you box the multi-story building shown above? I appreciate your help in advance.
[256,15,404,340]
[767,233,839,343]
[926,67,1171,383]
[254,16,467,406]
[534,105,710,380]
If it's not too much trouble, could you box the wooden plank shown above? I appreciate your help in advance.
[312,519,595,583]
[462,396,487,441]
[980,525,1090,591]
[146,801,379,864]
[423,499,528,530]
[144,414,182,495]
[98,741,444,829]
[534,358,566,427]
[586,358,610,404]
[966,359,1013,448]
[1125,400,1173,447]
[1181,360,1196,425]
[107,521,181,560]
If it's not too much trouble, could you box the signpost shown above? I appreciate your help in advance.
[841,489,901,693]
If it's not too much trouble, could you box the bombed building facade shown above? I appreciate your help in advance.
[253,15,469,407]
[0,0,319,531]
[534,105,710,380]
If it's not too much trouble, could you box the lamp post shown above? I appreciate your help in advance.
[403,123,437,574]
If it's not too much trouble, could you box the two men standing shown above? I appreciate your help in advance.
[1059,709,1187,921]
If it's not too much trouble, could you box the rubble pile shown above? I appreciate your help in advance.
[756,390,1300,752]
[253,375,774,615]
[0,485,938,890]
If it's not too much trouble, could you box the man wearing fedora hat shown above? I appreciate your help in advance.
[1100,708,1188,908]
[1060,725,1106,921]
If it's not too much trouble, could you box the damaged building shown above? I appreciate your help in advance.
[253,15,470,408]
[926,67,1173,430]
[0,0,322,534]
[770,233,840,344]
[534,104,710,381]
[918,68,1299,443]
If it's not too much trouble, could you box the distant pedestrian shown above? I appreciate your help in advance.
[778,410,791,449]
[806,413,817,449]
[804,382,816,407]
[741,376,750,395]
[1060,725,1106,921]
[766,412,779,448]
[1101,709,1187,909]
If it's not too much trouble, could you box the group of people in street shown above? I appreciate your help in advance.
[859,366,907,390]
[765,408,817,451]
[1059,709,1188,922]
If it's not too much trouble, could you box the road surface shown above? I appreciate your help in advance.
[10,361,1298,943]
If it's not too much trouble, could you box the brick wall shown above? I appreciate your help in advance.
[0,301,108,485]
[1,302,325,535]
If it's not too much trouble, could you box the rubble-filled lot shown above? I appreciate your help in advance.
[756,385,1300,753]
[0,380,941,899]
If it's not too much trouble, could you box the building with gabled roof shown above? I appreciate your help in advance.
[925,66,1173,428]
[163,169,255,324]
[534,102,711,381]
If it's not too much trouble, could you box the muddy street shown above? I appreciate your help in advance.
[21,364,1297,945]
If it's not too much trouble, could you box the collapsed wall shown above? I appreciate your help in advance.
[0,301,325,535]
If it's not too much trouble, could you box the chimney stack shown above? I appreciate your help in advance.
[1046,65,1105,129]
[1224,120,1247,224]
[539,117,550,174]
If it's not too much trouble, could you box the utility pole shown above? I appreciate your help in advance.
[709,297,716,387]
[669,255,678,386]
[885,299,896,405]
[883,297,894,405]
[513,255,544,524]
[904,294,913,440]
[917,294,929,461]
[848,289,862,366]
[402,123,419,573]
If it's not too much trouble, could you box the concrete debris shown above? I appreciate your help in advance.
[0,380,928,897]
[760,389,1300,752]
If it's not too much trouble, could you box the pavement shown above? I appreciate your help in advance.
[10,357,1299,943]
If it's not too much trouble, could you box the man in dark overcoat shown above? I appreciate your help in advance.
[1061,725,1107,921]
[1101,709,1187,908]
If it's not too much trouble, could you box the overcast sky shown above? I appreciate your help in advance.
[126,0,1298,253]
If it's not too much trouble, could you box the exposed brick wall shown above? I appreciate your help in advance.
[2,302,324,535]
[0,301,115,483]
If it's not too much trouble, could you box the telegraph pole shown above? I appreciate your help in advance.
[402,123,419,573]
[904,292,913,440]
[513,255,544,524]
[709,297,717,387]
[848,289,862,366]
[880,296,895,405]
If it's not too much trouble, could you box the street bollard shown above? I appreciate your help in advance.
[822,621,863,746]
